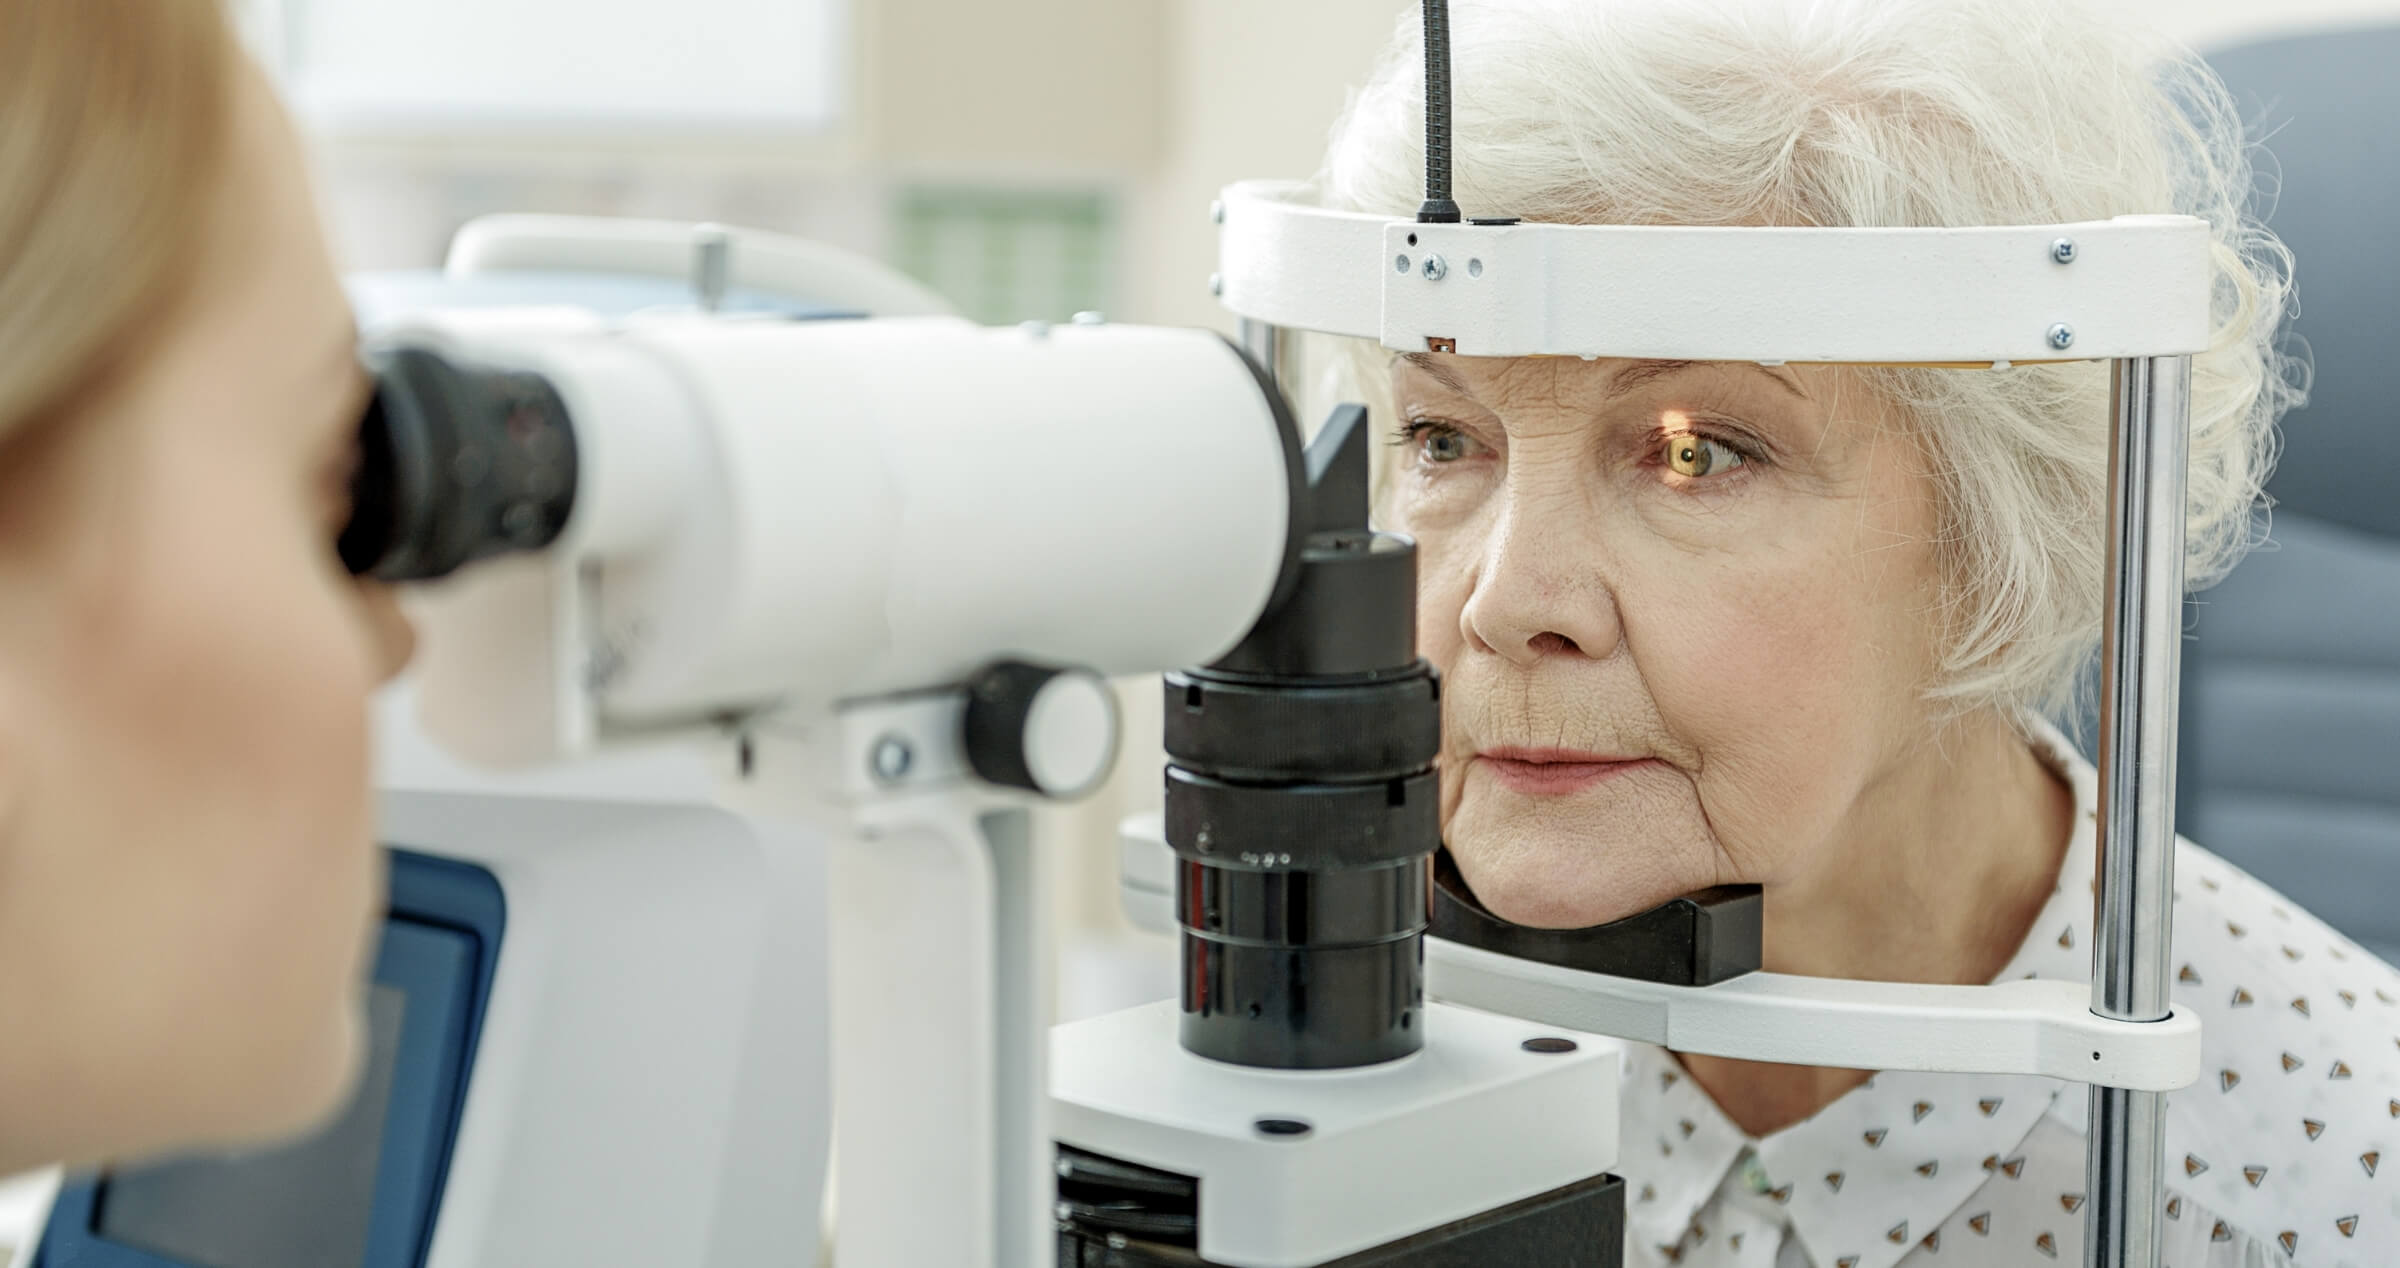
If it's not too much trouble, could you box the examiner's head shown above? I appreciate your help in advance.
[1320,0,2297,932]
[0,0,413,1172]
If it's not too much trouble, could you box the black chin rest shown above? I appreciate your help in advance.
[1429,848,1764,986]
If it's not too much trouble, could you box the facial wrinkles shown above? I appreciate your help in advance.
[1415,362,1852,788]
[1442,652,1690,762]
[1420,385,1712,811]
[1405,356,1993,943]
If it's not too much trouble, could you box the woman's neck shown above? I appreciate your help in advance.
[1676,711,2076,1137]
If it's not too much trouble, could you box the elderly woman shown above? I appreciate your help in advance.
[1315,1,2390,1265]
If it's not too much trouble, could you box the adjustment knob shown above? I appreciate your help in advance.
[963,662,1121,799]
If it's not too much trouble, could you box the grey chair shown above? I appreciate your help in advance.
[2146,27,2400,964]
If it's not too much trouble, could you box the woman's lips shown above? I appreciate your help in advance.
[1472,748,1658,796]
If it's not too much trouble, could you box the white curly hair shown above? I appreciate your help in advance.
[1310,0,2304,723]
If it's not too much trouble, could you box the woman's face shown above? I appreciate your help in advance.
[1387,353,1947,928]
[0,67,411,1165]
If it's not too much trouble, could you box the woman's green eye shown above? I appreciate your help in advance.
[1420,426,1473,463]
[1665,433,1744,478]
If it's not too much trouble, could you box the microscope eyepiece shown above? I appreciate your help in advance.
[340,345,580,583]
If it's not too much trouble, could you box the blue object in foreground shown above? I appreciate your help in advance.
[35,851,504,1268]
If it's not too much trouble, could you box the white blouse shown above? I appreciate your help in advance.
[1606,721,2400,1268]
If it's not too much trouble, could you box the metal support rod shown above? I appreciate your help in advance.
[1418,0,1460,223]
[1239,317,1287,396]
[2085,355,2192,1268]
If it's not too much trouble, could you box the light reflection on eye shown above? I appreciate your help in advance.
[1665,433,1744,478]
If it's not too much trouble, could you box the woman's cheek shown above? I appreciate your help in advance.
[1624,469,1779,555]
[1634,553,1873,796]
[1389,451,1498,524]
[1404,520,1479,659]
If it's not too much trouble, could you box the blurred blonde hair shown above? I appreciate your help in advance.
[0,0,238,450]
[1318,0,2304,722]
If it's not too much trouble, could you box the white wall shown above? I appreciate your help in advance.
[2127,0,2400,48]
[1120,0,1412,330]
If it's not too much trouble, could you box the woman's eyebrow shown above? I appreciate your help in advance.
[1610,359,1809,402]
[1399,352,1808,402]
[1397,351,1473,394]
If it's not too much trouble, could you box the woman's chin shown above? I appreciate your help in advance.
[1473,877,1630,929]
[1449,848,1638,928]
[1448,815,1711,930]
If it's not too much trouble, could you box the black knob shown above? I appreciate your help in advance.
[962,661,1120,799]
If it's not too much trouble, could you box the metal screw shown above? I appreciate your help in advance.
[1394,254,1411,274]
[1210,199,1226,225]
[1208,272,1224,297]
[1421,253,1448,281]
[1106,1234,1130,1251]
[870,734,915,783]
[1020,319,1051,338]
[2051,237,2077,265]
[2047,323,2076,351]
[1195,827,1214,855]
[1071,310,1107,325]
[1054,1201,1075,1224]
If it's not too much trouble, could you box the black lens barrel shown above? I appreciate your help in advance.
[1168,660,1440,1070]
[1169,404,1442,1070]
[340,345,579,583]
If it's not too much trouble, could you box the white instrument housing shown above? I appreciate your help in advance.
[445,214,961,321]
[1117,815,2200,1092]
[1216,179,2213,363]
[383,791,827,1268]
[384,313,1297,766]
[1052,1000,1620,1268]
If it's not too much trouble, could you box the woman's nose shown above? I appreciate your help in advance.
[1457,519,1622,666]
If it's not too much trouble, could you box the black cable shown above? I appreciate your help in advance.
[1418,0,1462,223]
